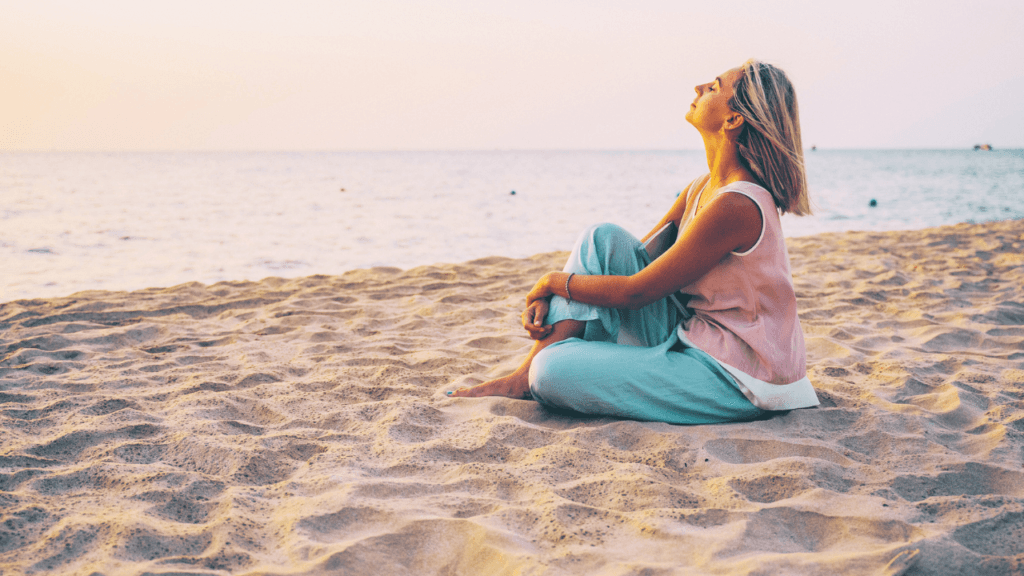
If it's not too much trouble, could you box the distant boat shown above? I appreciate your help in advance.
[811,145,817,151]
[973,144,993,151]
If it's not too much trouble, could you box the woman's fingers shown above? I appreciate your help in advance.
[521,306,537,327]
[525,323,552,340]
[522,301,547,325]
[521,278,554,341]
[533,302,549,325]
[522,301,552,340]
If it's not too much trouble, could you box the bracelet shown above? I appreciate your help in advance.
[565,273,575,302]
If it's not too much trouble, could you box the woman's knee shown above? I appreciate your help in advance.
[570,223,642,275]
[582,222,634,247]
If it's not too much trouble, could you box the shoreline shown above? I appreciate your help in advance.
[4,217,1023,307]
[1,219,1023,574]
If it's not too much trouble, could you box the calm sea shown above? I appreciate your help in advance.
[2,150,1022,303]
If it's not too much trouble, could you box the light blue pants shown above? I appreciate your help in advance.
[528,223,764,425]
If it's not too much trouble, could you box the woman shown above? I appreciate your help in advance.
[449,60,819,425]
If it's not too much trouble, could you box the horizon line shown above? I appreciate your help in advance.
[2,147,1021,154]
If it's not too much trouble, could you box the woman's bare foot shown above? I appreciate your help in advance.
[448,370,530,399]
[447,318,584,400]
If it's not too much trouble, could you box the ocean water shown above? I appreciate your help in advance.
[2,150,1022,303]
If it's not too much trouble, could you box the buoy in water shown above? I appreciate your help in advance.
[510,190,516,195]
[869,199,877,207]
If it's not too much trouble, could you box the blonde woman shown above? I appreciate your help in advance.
[449,60,819,424]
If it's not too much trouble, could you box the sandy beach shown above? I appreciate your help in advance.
[1,218,1023,575]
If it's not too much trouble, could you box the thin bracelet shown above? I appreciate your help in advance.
[565,273,575,302]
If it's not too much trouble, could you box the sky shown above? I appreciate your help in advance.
[2,0,1022,151]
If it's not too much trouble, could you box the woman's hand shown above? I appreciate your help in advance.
[525,272,556,307]
[522,298,552,340]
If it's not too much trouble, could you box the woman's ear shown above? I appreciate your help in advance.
[724,112,745,132]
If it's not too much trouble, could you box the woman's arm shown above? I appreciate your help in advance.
[527,192,762,310]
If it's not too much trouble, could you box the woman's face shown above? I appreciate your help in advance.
[685,66,745,133]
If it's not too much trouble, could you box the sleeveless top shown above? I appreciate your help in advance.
[675,177,819,411]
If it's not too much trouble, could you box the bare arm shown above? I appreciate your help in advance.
[527,191,762,310]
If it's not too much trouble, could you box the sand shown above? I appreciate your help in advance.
[1,219,1023,575]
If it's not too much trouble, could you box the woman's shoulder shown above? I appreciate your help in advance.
[723,179,769,194]
[719,180,775,210]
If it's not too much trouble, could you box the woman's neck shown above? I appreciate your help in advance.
[702,136,754,189]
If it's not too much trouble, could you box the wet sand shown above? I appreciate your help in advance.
[1,219,1023,575]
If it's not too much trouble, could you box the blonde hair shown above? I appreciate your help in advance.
[728,59,811,216]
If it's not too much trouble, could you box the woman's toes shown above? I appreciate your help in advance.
[446,375,529,399]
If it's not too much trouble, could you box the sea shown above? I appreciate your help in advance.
[2,149,1022,303]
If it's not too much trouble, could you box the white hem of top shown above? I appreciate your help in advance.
[724,189,767,257]
[676,327,820,411]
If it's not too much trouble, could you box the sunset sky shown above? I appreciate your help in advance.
[2,0,1021,151]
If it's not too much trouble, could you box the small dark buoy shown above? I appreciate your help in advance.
[510,190,516,195]
[339,188,346,192]
[869,199,877,207]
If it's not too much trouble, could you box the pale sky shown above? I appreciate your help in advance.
[2,0,1022,151]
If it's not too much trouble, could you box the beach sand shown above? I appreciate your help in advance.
[2,219,1023,575]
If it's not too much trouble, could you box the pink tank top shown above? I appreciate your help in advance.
[678,178,807,386]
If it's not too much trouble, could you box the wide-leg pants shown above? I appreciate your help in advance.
[528,223,764,425]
